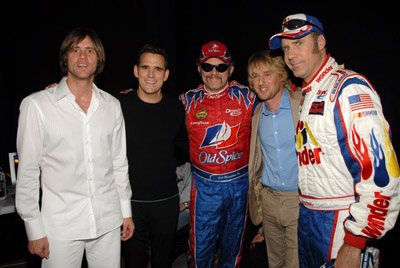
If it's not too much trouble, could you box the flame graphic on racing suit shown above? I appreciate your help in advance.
[382,121,400,178]
[370,122,399,187]
[182,84,253,113]
[351,125,373,182]
[182,90,205,113]
[228,85,253,109]
[201,121,240,149]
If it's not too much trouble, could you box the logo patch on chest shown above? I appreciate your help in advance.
[200,121,240,149]
[309,101,325,115]
[196,110,208,119]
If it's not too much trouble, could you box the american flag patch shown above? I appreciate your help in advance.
[348,94,374,112]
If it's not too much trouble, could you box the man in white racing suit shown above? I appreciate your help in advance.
[269,13,400,268]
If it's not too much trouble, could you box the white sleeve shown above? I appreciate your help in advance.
[15,96,46,241]
[111,101,132,218]
[336,79,400,243]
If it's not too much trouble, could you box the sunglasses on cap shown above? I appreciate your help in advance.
[200,63,230,73]
[282,19,324,33]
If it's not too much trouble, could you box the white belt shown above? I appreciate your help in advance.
[299,194,354,211]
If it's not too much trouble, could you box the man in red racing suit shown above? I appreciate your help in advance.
[269,13,400,267]
[179,41,257,267]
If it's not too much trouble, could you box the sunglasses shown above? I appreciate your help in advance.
[200,63,230,73]
[282,19,324,33]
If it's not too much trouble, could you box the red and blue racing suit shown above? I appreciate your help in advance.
[179,81,257,267]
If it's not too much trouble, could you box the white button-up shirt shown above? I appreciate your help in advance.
[16,77,132,241]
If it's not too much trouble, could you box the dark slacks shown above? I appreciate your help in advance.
[123,195,179,268]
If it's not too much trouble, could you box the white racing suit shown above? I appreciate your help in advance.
[296,55,400,267]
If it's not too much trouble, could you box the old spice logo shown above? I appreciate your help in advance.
[316,66,333,83]
[199,150,243,165]
[201,121,240,149]
[361,192,391,238]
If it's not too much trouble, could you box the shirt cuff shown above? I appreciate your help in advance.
[343,229,368,249]
[24,216,46,241]
[120,199,132,218]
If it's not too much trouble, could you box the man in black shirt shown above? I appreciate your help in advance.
[118,44,188,268]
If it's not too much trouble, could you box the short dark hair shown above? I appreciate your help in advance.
[137,44,169,69]
[59,27,105,77]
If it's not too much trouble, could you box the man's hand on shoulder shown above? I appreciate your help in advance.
[44,83,57,89]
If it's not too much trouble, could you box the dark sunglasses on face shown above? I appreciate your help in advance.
[282,19,324,33]
[200,63,230,73]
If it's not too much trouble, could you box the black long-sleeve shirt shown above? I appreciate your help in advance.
[118,90,189,201]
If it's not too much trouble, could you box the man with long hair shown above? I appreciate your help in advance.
[16,27,134,268]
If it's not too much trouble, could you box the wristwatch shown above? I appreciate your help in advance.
[183,202,189,208]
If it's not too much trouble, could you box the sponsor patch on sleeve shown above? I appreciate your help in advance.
[353,110,378,119]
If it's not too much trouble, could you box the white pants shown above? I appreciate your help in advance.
[42,227,121,268]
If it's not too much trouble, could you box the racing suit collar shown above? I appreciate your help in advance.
[301,54,336,95]
[203,82,229,95]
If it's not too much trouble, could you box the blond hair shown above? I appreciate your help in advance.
[247,50,290,90]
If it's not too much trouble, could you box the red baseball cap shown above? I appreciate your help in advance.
[199,41,231,63]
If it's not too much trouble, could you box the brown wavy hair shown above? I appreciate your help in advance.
[59,27,105,77]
